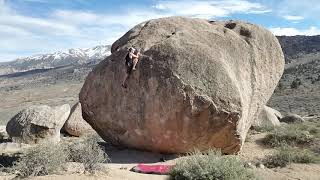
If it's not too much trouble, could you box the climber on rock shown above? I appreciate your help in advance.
[122,47,141,88]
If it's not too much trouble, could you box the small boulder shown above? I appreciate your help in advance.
[0,125,8,140]
[6,104,70,144]
[0,142,30,155]
[253,106,282,128]
[280,114,304,123]
[63,102,93,137]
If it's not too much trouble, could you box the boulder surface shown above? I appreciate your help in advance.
[80,17,284,154]
[63,102,93,137]
[253,106,282,128]
[6,104,70,144]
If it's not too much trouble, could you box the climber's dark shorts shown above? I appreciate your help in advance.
[126,59,134,75]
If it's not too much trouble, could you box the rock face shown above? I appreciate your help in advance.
[6,104,70,144]
[80,17,284,154]
[253,106,282,127]
[63,102,93,137]
[280,114,305,123]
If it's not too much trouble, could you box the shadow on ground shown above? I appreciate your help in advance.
[99,142,178,164]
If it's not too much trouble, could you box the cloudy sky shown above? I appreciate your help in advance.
[1,0,320,62]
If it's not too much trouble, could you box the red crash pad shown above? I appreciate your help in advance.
[130,164,174,175]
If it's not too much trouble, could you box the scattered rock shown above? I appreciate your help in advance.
[63,102,94,137]
[6,104,70,144]
[244,162,256,169]
[280,114,305,123]
[80,17,285,154]
[0,142,30,155]
[253,106,282,128]
[257,163,265,169]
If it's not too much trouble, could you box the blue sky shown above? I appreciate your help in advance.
[1,0,320,62]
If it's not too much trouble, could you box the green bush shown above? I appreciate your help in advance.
[6,134,109,178]
[262,122,319,147]
[310,142,320,155]
[67,134,109,173]
[7,143,68,178]
[169,150,254,180]
[263,146,318,168]
[290,78,301,89]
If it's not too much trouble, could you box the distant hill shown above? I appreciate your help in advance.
[0,45,111,76]
[268,35,320,115]
[276,35,320,63]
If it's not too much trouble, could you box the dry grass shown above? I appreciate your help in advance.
[68,134,109,173]
[6,143,68,178]
[263,146,319,168]
[261,120,320,168]
[5,134,109,178]
[169,150,254,180]
[262,121,319,147]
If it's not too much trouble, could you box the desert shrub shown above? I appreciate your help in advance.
[0,154,20,168]
[67,134,109,173]
[262,122,319,147]
[290,78,301,89]
[6,135,109,177]
[310,141,320,155]
[169,150,254,180]
[263,146,318,168]
[7,143,68,178]
[276,82,284,91]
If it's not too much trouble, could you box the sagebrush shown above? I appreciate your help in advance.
[68,134,109,173]
[7,143,68,178]
[262,122,319,147]
[263,146,319,168]
[6,134,109,178]
[169,150,254,180]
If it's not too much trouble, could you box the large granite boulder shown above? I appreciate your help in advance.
[253,106,282,128]
[6,104,70,144]
[80,17,284,154]
[63,102,93,137]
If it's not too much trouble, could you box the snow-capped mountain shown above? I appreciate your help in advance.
[0,45,111,76]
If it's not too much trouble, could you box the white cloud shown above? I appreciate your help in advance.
[270,26,320,36]
[283,15,304,21]
[154,0,270,18]
[267,0,320,21]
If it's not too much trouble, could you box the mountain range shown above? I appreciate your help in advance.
[0,45,111,76]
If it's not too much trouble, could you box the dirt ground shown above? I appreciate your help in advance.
[1,132,318,180]
[0,82,82,125]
